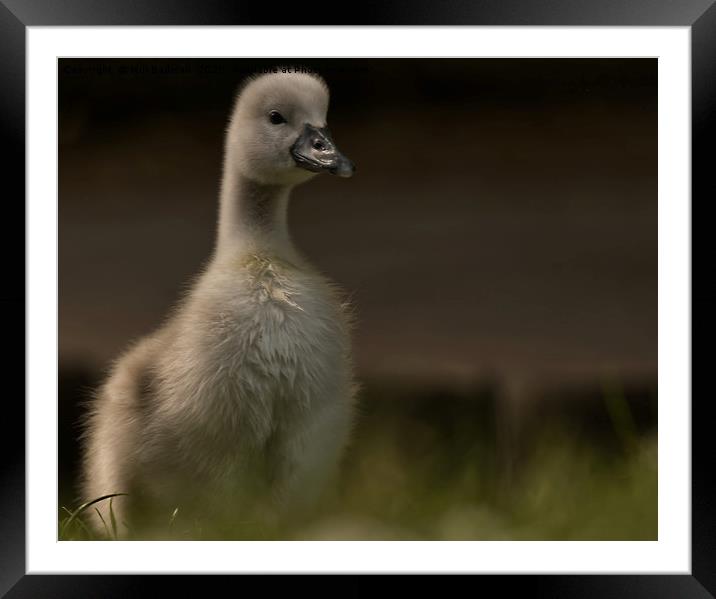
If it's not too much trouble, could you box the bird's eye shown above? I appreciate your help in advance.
[269,111,286,125]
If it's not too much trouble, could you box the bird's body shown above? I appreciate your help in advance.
[81,71,356,538]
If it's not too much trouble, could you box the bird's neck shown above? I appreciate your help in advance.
[215,169,297,263]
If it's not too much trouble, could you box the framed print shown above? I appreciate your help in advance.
[3,0,714,596]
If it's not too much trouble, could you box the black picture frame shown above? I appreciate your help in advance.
[2,1,713,596]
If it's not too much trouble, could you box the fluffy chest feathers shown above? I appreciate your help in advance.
[156,253,352,446]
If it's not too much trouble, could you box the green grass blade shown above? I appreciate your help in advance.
[95,507,111,540]
[59,493,128,539]
[109,497,118,540]
[73,516,95,540]
[168,507,179,530]
[60,505,94,540]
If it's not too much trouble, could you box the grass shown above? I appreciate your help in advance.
[59,382,657,541]
[59,493,127,541]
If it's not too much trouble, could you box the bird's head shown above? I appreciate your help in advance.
[226,70,355,186]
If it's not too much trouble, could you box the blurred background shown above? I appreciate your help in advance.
[59,58,657,540]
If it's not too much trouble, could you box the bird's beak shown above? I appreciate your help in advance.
[290,124,355,178]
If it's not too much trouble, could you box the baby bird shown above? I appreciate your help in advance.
[81,71,357,539]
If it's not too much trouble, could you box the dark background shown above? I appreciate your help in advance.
[58,58,657,539]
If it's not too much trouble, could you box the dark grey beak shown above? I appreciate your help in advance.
[290,124,355,178]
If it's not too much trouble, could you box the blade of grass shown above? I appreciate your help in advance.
[95,507,111,540]
[73,516,95,540]
[59,493,128,539]
[109,497,118,540]
[60,506,95,540]
[59,506,73,535]
[168,507,179,530]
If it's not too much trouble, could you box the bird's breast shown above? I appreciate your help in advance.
[172,256,351,443]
